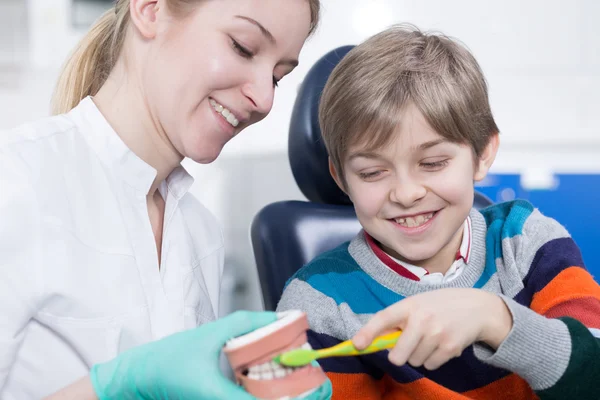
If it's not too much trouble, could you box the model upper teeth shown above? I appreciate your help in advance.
[210,98,239,127]
[395,212,434,228]
[246,343,313,380]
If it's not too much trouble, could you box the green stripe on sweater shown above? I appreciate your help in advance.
[536,317,600,400]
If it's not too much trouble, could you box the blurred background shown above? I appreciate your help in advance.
[1,0,599,317]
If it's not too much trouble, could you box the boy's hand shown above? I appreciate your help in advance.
[352,288,513,370]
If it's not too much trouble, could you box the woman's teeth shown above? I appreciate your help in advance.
[246,343,312,380]
[395,212,434,228]
[209,98,239,127]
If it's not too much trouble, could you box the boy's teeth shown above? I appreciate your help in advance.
[209,98,239,127]
[395,212,434,228]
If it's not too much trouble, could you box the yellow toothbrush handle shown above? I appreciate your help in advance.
[317,331,401,359]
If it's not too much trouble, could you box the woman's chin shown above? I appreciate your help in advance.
[185,144,225,165]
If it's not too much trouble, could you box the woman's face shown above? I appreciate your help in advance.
[141,0,312,163]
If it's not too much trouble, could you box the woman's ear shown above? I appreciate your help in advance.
[129,0,160,39]
[329,158,349,195]
[474,133,499,182]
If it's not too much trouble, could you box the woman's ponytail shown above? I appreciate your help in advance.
[51,2,130,115]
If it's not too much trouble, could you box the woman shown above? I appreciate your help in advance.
[0,0,329,398]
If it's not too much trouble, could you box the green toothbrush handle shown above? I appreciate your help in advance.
[318,331,402,359]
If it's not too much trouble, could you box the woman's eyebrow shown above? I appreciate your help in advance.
[235,15,275,44]
[234,15,299,67]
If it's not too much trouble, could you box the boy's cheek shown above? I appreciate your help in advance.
[351,189,387,217]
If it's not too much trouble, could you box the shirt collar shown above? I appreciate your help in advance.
[365,216,472,281]
[68,97,193,197]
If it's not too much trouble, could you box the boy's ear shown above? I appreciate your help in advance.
[329,158,348,195]
[474,133,499,181]
[130,0,160,40]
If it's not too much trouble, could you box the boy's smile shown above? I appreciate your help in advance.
[331,103,498,274]
[389,209,438,233]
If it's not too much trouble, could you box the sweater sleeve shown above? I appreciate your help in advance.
[474,232,600,399]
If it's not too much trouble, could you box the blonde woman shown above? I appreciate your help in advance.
[0,0,330,399]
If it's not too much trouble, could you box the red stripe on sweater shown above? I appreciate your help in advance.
[544,296,600,329]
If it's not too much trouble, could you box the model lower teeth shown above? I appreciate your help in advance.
[209,98,239,127]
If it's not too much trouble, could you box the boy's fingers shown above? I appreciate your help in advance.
[388,320,422,366]
[353,301,409,349]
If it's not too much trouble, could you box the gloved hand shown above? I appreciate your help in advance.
[293,370,332,400]
[90,311,277,399]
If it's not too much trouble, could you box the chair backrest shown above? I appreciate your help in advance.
[250,46,493,311]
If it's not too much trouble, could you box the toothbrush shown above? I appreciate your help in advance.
[273,331,402,367]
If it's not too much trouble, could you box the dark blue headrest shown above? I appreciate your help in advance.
[288,45,355,205]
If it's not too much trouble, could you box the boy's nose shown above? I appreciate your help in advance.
[389,177,427,207]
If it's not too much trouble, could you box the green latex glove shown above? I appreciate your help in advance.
[293,366,332,400]
[90,311,277,400]
[302,380,332,400]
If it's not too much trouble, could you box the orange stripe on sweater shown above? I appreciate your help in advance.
[381,375,464,399]
[530,266,600,315]
[382,374,537,400]
[328,372,382,400]
[462,373,538,400]
[328,373,537,400]
[382,376,474,399]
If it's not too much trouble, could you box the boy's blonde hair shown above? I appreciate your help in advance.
[51,0,320,115]
[319,24,499,188]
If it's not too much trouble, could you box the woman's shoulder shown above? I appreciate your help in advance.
[0,113,83,180]
[0,113,76,152]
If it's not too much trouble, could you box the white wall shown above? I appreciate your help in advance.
[1,0,599,313]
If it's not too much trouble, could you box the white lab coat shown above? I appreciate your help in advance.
[0,97,224,399]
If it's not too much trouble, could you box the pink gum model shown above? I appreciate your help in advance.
[224,311,327,399]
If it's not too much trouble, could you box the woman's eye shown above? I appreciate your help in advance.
[232,39,254,59]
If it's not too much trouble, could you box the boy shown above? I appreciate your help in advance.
[277,24,600,399]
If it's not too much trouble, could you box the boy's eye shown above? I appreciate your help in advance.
[232,39,254,59]
[420,160,449,170]
[358,170,382,180]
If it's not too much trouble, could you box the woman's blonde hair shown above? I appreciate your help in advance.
[319,24,499,188]
[51,0,320,115]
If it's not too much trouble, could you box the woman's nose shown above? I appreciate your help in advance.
[242,73,275,116]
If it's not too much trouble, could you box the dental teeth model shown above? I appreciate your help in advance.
[223,310,327,399]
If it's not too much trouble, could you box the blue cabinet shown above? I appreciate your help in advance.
[476,174,600,280]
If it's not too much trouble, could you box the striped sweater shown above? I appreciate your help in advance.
[277,200,600,399]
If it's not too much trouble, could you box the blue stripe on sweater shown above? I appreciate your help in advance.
[412,346,511,392]
[481,200,534,240]
[305,271,405,314]
[474,200,536,288]
[291,243,406,314]
[513,237,586,306]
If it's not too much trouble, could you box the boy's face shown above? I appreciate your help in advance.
[332,103,498,271]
